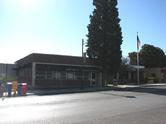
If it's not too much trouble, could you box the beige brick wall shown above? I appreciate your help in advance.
[145,67,166,83]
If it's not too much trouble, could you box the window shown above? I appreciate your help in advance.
[36,70,46,80]
[56,71,61,80]
[67,72,74,80]
[84,72,89,80]
[92,72,96,80]
[60,71,66,80]
[46,71,53,80]
[75,71,82,80]
[91,72,96,86]
[55,71,67,80]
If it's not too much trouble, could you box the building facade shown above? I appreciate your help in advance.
[145,67,166,83]
[16,53,103,89]
[118,65,145,84]
[0,63,16,82]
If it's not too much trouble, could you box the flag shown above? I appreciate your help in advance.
[137,35,141,50]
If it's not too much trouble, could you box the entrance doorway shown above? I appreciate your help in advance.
[91,72,96,86]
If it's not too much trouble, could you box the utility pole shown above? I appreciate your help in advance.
[5,64,8,83]
[82,39,84,57]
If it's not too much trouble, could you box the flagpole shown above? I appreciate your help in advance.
[137,32,140,85]
[137,49,140,85]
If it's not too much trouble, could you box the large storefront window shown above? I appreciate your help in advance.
[67,72,74,80]
[74,71,90,80]
[84,71,89,80]
[36,70,46,80]
[46,71,53,80]
[36,64,95,81]
[56,71,61,80]
[75,71,82,80]
[60,71,66,80]
[36,70,54,80]
[55,71,66,80]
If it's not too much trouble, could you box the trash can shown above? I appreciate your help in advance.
[22,83,27,95]
[12,81,18,96]
[7,82,12,97]
[0,83,3,97]
[17,83,22,96]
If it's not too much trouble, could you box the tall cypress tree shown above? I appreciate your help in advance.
[87,0,123,78]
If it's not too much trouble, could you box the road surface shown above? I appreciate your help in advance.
[0,84,166,124]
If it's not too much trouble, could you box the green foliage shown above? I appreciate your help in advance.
[128,52,137,65]
[128,44,166,68]
[118,57,129,84]
[140,44,165,68]
[87,0,123,76]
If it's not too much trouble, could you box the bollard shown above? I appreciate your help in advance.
[12,81,18,96]
[0,83,3,97]
[17,83,22,96]
[22,83,27,95]
[7,82,12,97]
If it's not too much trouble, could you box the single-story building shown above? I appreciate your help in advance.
[144,67,166,83]
[118,65,145,84]
[15,53,103,89]
[120,66,166,84]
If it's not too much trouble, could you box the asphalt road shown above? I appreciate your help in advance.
[0,84,166,124]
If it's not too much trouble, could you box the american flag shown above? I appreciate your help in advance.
[137,35,141,50]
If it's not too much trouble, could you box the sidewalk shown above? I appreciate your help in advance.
[113,83,166,88]
[29,86,112,96]
[2,83,166,97]
[28,83,166,96]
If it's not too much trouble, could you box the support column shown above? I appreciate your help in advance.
[32,62,36,88]
[128,72,132,83]
[99,72,102,87]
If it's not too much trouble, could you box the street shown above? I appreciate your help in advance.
[0,84,166,124]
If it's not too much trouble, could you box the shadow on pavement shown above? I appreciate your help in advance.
[100,92,137,98]
[29,84,166,96]
[31,87,113,96]
[113,86,166,96]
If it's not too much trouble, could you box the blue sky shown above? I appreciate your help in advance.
[0,0,166,63]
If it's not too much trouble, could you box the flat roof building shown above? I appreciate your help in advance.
[16,53,103,89]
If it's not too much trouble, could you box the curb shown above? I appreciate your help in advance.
[28,87,113,96]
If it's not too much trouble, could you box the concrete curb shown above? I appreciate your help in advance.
[3,83,165,97]
[29,87,113,96]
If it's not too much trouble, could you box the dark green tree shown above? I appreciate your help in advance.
[87,0,123,78]
[118,57,130,84]
[128,44,166,68]
[140,44,165,68]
